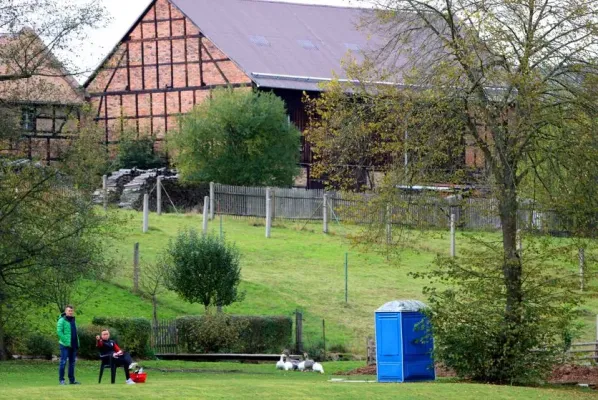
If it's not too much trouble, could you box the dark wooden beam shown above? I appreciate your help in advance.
[88,82,250,97]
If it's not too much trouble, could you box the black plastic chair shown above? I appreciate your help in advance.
[98,354,122,384]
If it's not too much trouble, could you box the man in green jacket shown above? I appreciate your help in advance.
[56,305,80,385]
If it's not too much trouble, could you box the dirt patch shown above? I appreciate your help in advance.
[549,364,598,385]
[335,365,377,376]
[337,363,598,385]
[335,364,455,377]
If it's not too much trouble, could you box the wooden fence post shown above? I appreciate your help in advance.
[102,175,108,211]
[323,194,328,234]
[142,194,149,233]
[133,243,139,293]
[295,310,303,354]
[322,319,326,361]
[209,182,215,220]
[386,203,392,245]
[367,336,376,365]
[202,196,209,235]
[579,248,585,291]
[157,176,162,216]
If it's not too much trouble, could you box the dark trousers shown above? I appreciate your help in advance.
[112,352,133,380]
[59,344,77,383]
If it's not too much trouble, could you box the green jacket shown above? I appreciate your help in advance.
[56,313,80,348]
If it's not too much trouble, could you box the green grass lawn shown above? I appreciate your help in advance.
[28,209,598,353]
[0,360,595,400]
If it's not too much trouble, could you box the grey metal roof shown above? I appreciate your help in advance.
[376,300,428,313]
[171,0,388,91]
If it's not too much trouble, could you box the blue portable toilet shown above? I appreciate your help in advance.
[375,300,435,383]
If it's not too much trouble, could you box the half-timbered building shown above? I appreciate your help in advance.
[84,0,481,188]
[0,29,83,163]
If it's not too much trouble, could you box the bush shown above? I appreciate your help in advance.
[176,315,292,354]
[25,334,56,359]
[176,314,247,353]
[172,88,300,186]
[92,317,151,358]
[164,230,243,310]
[419,246,581,385]
[117,134,166,169]
[238,316,293,354]
[78,325,120,360]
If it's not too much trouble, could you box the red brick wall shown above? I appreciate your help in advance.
[86,0,252,149]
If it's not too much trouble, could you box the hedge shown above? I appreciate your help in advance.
[25,334,56,359]
[92,317,151,358]
[78,325,120,360]
[176,315,292,354]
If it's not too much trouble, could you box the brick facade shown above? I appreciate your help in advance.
[85,0,252,151]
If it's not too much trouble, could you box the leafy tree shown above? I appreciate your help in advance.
[308,0,598,383]
[0,0,109,361]
[164,229,243,311]
[117,129,166,170]
[172,88,300,186]
[0,163,118,360]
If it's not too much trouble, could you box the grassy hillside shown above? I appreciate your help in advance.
[30,210,598,354]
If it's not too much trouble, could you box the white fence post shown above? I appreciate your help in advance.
[209,182,215,220]
[203,196,209,235]
[265,187,272,238]
[323,194,328,234]
[157,176,162,216]
[142,194,149,233]
[102,175,108,211]
[450,212,456,257]
[516,228,522,252]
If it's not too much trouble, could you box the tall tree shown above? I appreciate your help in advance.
[0,0,107,360]
[307,0,598,383]
[172,88,301,187]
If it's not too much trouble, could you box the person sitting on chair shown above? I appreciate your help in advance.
[96,329,137,385]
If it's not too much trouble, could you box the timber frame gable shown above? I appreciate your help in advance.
[84,0,252,151]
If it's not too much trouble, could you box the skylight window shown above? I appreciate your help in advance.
[249,35,270,47]
[297,39,318,50]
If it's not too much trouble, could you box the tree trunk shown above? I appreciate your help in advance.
[152,294,158,328]
[498,180,524,374]
[0,303,7,361]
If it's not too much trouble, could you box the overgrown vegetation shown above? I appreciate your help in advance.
[117,130,166,170]
[171,88,300,186]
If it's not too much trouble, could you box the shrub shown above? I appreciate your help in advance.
[117,134,166,169]
[176,315,292,354]
[172,88,300,186]
[164,230,243,310]
[237,316,293,354]
[25,334,56,359]
[418,246,581,385]
[78,325,120,360]
[92,317,151,358]
[176,314,248,353]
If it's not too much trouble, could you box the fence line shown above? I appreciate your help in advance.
[213,183,564,232]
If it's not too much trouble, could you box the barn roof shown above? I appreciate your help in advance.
[170,0,391,92]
